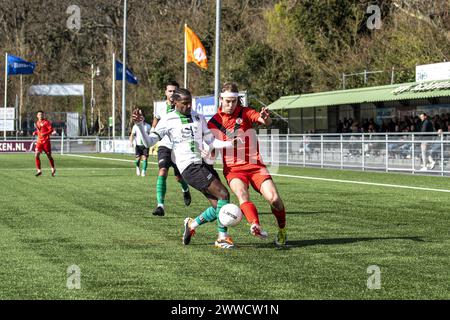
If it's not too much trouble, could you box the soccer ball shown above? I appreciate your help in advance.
[218,204,243,227]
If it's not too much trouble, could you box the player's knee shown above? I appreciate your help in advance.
[235,188,249,202]
[217,187,230,201]
[272,196,284,211]
[267,192,281,208]
[159,168,168,176]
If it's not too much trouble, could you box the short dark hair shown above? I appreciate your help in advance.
[419,112,427,117]
[37,110,44,114]
[166,80,180,89]
[172,88,192,102]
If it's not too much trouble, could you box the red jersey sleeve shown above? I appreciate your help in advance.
[243,107,261,124]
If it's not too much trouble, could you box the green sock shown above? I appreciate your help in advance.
[135,159,140,168]
[195,207,216,226]
[156,175,167,205]
[142,160,148,171]
[216,199,229,233]
[179,179,189,192]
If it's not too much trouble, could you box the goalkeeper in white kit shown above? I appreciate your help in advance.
[132,88,237,249]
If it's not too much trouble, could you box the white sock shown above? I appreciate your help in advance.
[158,204,164,209]
[190,220,199,229]
[218,232,228,239]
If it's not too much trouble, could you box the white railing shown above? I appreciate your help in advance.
[3,132,449,176]
[258,132,450,176]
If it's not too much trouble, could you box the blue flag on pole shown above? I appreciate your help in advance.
[115,60,138,84]
[7,54,36,75]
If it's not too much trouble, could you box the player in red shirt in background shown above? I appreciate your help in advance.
[207,83,287,246]
[33,110,56,177]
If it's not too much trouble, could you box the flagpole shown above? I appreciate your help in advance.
[121,0,127,139]
[19,74,23,133]
[214,0,221,110]
[112,52,116,151]
[4,52,8,140]
[184,23,187,88]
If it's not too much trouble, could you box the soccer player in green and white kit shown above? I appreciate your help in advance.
[129,113,151,176]
[151,81,191,216]
[133,88,236,249]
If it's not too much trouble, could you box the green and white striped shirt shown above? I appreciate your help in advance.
[137,110,232,173]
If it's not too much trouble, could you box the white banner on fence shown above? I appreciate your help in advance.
[0,108,15,119]
[100,140,133,154]
[0,120,14,131]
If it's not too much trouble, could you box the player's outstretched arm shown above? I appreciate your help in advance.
[201,116,234,150]
[132,109,161,148]
[151,117,159,130]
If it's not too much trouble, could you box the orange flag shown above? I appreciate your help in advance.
[185,25,208,69]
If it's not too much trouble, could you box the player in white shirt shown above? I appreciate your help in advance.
[151,81,191,217]
[133,88,236,249]
[129,117,151,177]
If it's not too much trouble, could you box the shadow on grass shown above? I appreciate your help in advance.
[287,236,425,247]
[238,236,425,250]
[258,211,328,215]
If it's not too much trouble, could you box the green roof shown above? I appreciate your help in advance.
[268,79,450,110]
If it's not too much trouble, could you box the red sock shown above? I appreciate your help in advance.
[240,201,260,225]
[35,158,41,170]
[272,207,286,229]
[49,158,55,169]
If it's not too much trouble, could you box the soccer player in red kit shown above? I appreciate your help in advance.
[33,110,56,177]
[207,83,287,246]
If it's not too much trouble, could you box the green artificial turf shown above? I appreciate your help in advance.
[0,153,448,299]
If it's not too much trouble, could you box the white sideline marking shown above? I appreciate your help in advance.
[269,173,450,193]
[63,154,450,194]
[63,154,135,163]
[0,168,133,171]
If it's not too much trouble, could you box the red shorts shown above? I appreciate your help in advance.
[225,165,272,193]
[35,141,51,154]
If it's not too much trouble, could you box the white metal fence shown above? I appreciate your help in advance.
[3,132,450,176]
[258,132,450,176]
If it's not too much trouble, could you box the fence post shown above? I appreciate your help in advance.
[303,134,306,167]
[60,131,64,155]
[320,134,324,168]
[362,133,365,171]
[412,134,415,174]
[340,134,343,169]
[270,133,274,165]
[286,134,289,166]
[96,136,100,153]
[385,134,389,172]
[440,133,444,177]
